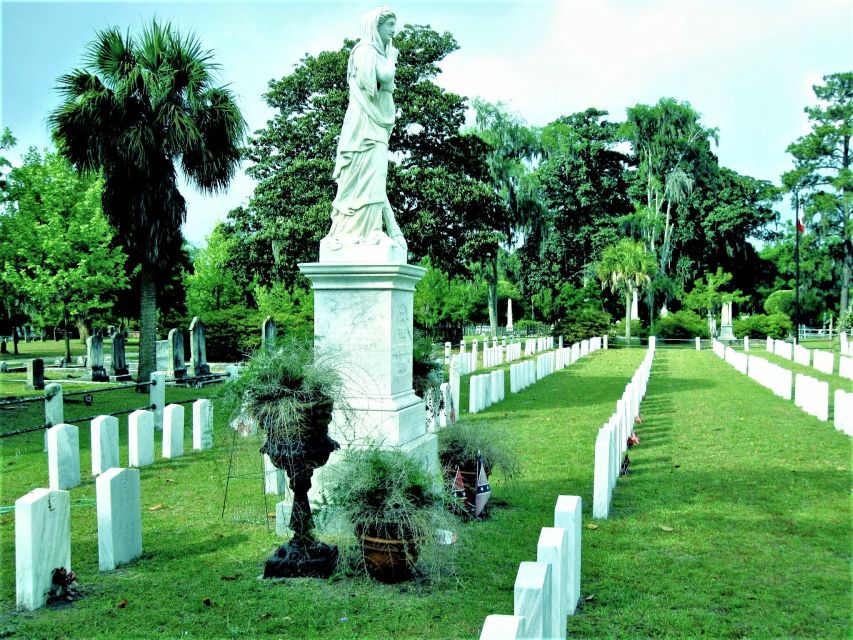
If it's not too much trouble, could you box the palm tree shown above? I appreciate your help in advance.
[49,20,246,383]
[596,239,656,344]
[471,99,543,335]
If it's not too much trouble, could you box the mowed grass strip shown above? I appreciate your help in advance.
[0,348,644,639]
[570,348,851,639]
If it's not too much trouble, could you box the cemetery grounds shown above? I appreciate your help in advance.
[0,344,850,638]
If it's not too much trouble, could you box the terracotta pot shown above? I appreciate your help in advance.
[360,533,419,583]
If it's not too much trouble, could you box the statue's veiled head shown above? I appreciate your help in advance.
[360,6,396,52]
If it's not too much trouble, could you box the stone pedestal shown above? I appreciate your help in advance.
[299,259,437,470]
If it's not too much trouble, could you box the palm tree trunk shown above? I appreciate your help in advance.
[137,267,157,386]
[625,290,632,344]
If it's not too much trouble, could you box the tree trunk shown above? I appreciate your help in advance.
[137,267,157,387]
[12,327,19,355]
[625,290,632,344]
[63,305,72,363]
[841,234,851,312]
[76,316,90,345]
[486,256,498,336]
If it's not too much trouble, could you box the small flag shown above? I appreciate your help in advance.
[473,453,491,517]
[797,218,805,233]
[452,467,465,501]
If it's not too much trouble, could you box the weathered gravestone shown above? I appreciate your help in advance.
[86,332,109,382]
[15,488,71,611]
[189,317,210,377]
[0,337,7,354]
[168,328,186,380]
[26,359,44,390]
[155,340,170,372]
[109,332,131,381]
[262,316,277,347]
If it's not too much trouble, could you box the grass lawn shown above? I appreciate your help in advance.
[0,347,849,638]
[0,339,140,364]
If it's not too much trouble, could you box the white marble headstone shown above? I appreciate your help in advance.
[47,423,80,490]
[16,488,70,611]
[554,495,582,615]
[128,409,155,468]
[96,467,142,571]
[192,399,214,450]
[537,527,568,639]
[91,415,120,476]
[514,561,551,640]
[162,404,184,458]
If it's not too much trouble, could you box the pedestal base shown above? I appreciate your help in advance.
[263,539,338,579]
[718,324,736,341]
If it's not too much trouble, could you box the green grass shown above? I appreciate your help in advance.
[0,348,850,638]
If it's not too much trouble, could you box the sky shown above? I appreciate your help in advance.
[2,0,852,246]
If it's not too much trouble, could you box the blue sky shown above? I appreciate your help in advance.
[2,0,851,245]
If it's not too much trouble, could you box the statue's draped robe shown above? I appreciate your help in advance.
[328,11,399,244]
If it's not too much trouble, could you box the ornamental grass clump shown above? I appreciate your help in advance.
[220,338,346,454]
[438,420,520,480]
[323,448,460,582]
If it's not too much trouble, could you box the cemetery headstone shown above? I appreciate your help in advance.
[162,404,185,458]
[128,409,154,468]
[96,467,142,571]
[264,454,286,494]
[26,359,45,390]
[554,495,582,615]
[109,332,131,381]
[537,527,568,639]
[0,337,6,354]
[262,316,277,347]
[189,317,211,377]
[155,340,170,372]
[192,399,214,450]
[514,561,551,640]
[149,371,166,431]
[91,415,120,476]
[480,615,522,640]
[168,329,187,380]
[15,488,71,611]
[87,332,109,382]
[47,423,80,490]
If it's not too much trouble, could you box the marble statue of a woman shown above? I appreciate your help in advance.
[320,6,408,260]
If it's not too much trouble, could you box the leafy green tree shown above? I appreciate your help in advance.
[682,268,748,336]
[623,98,719,316]
[595,239,656,342]
[530,109,631,293]
[759,222,836,324]
[782,72,852,312]
[1,149,130,360]
[49,20,246,382]
[469,99,542,333]
[236,25,499,288]
[185,223,245,317]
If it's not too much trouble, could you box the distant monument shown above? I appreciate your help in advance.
[718,301,736,341]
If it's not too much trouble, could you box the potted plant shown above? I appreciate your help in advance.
[323,448,455,583]
[221,338,344,578]
[438,420,520,518]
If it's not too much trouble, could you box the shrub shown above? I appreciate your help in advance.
[652,310,709,339]
[199,306,264,362]
[613,318,649,339]
[733,313,792,339]
[552,308,612,344]
[764,290,794,316]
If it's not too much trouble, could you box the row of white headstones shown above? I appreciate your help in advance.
[479,339,649,640]
[698,334,853,380]
[712,340,853,435]
[15,390,214,611]
[593,339,656,520]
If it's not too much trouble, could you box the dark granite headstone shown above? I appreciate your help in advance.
[26,358,44,390]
